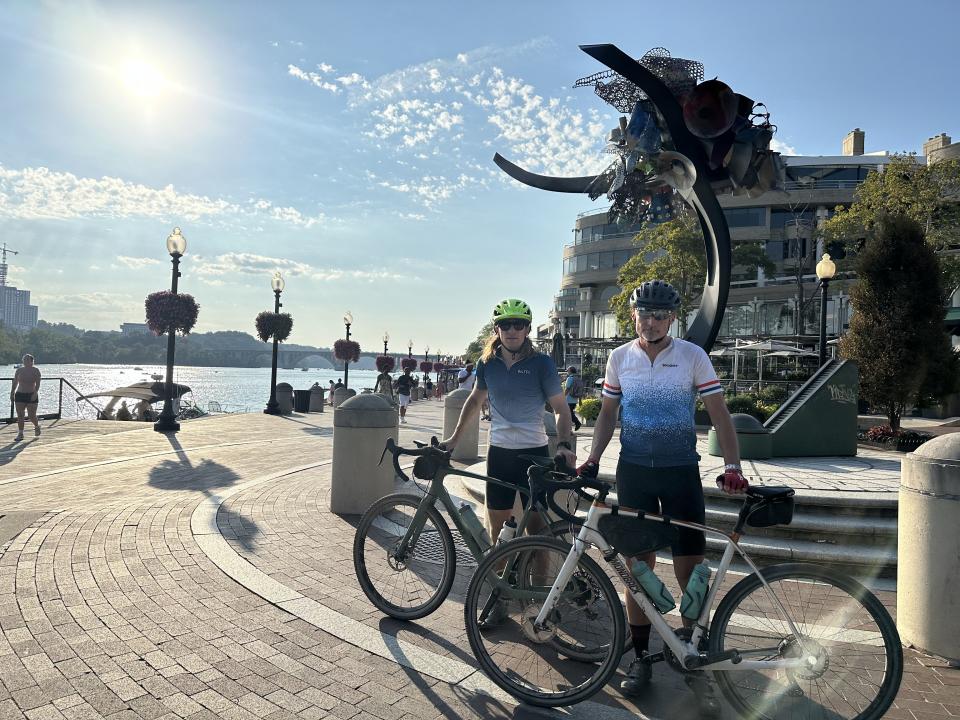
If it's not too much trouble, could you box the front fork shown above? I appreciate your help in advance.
[392,498,435,560]
[533,537,586,629]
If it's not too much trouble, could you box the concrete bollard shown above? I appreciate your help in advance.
[330,394,399,515]
[898,434,960,664]
[543,410,577,457]
[310,386,325,412]
[275,383,294,415]
[333,387,356,407]
[444,388,478,461]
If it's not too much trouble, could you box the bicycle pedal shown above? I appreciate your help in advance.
[644,651,665,665]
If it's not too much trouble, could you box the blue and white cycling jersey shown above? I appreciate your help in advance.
[602,338,723,467]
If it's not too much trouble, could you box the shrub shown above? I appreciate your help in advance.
[400,358,417,372]
[375,356,396,373]
[419,361,432,373]
[758,385,789,405]
[576,398,601,422]
[725,394,760,416]
[432,362,444,372]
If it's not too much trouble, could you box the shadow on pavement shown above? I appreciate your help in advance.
[149,433,262,553]
[378,617,477,667]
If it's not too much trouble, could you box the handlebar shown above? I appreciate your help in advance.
[379,437,451,482]
[517,455,609,524]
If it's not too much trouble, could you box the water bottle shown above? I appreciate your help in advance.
[459,503,491,549]
[496,516,517,545]
[630,560,676,614]
[680,561,712,621]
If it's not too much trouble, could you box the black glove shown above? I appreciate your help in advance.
[577,459,600,479]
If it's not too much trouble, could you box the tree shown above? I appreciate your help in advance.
[610,210,775,335]
[839,214,959,430]
[823,154,960,297]
[464,321,493,362]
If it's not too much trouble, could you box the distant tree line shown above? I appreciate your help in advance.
[0,321,332,367]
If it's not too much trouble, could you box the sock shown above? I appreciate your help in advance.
[630,624,651,657]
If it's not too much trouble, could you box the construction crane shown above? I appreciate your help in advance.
[0,243,18,287]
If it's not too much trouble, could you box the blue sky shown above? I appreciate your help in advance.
[1,0,957,354]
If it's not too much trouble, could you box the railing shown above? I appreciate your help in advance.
[782,179,861,191]
[2,377,102,424]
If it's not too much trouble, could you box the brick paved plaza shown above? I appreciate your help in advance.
[0,402,957,719]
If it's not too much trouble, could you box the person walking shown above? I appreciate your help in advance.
[374,368,394,399]
[11,354,41,441]
[564,366,583,431]
[576,280,747,712]
[394,366,415,423]
[443,298,576,546]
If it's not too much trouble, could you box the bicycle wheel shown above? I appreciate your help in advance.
[708,563,902,720]
[353,493,456,620]
[464,536,625,707]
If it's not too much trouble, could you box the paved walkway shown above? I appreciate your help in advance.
[0,404,955,719]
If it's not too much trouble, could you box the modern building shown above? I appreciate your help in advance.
[120,323,151,335]
[551,129,944,350]
[0,285,38,332]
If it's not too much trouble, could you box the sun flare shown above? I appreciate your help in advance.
[119,58,167,99]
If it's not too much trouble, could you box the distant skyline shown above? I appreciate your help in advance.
[2,0,957,353]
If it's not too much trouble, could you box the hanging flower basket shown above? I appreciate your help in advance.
[400,358,417,372]
[255,312,293,343]
[145,291,200,336]
[334,339,361,363]
[375,355,396,373]
[433,362,444,372]
[419,361,433,373]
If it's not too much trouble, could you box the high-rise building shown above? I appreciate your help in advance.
[0,286,39,332]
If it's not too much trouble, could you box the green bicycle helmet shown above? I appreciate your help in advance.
[492,298,533,323]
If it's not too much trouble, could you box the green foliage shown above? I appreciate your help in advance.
[839,214,960,430]
[610,211,777,335]
[724,393,779,422]
[464,320,494,362]
[823,154,960,295]
[757,385,790,405]
[580,364,602,389]
[576,397,601,421]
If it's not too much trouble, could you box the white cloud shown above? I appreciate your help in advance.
[115,256,161,269]
[771,138,799,156]
[193,252,410,283]
[287,64,340,93]
[0,164,330,229]
[32,291,143,321]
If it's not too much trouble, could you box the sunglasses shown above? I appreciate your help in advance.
[636,310,673,321]
[496,320,530,331]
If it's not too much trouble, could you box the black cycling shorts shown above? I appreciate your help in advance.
[485,445,549,511]
[615,459,706,557]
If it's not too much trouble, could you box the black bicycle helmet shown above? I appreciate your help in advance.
[630,280,681,310]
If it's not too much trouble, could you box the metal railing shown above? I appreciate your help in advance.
[2,377,101,424]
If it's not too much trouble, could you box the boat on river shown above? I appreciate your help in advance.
[79,381,206,422]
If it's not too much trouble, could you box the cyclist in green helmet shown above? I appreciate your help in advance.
[444,298,576,543]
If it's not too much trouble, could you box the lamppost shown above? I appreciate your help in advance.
[383,331,389,355]
[264,272,285,415]
[424,345,430,363]
[407,339,413,359]
[343,311,353,389]
[816,253,837,367]
[154,227,186,433]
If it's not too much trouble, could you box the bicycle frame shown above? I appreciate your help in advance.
[391,463,559,564]
[534,498,816,673]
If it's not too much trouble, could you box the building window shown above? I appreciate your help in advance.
[724,207,766,227]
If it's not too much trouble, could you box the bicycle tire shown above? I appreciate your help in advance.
[708,562,902,720]
[353,493,456,620]
[464,536,625,707]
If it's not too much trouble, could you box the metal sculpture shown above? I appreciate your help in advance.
[493,44,785,351]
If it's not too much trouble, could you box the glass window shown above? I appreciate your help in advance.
[599,251,614,269]
[588,253,600,271]
[614,249,634,267]
[724,207,766,228]
[771,209,814,230]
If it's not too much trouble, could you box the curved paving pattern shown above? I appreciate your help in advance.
[0,406,955,720]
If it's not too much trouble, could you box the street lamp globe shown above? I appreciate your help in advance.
[271,271,285,293]
[344,311,353,326]
[166,227,187,256]
[816,253,836,281]
[383,331,390,343]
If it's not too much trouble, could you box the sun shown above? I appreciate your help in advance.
[119,58,167,99]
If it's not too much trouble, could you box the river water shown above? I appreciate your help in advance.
[5,363,386,419]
